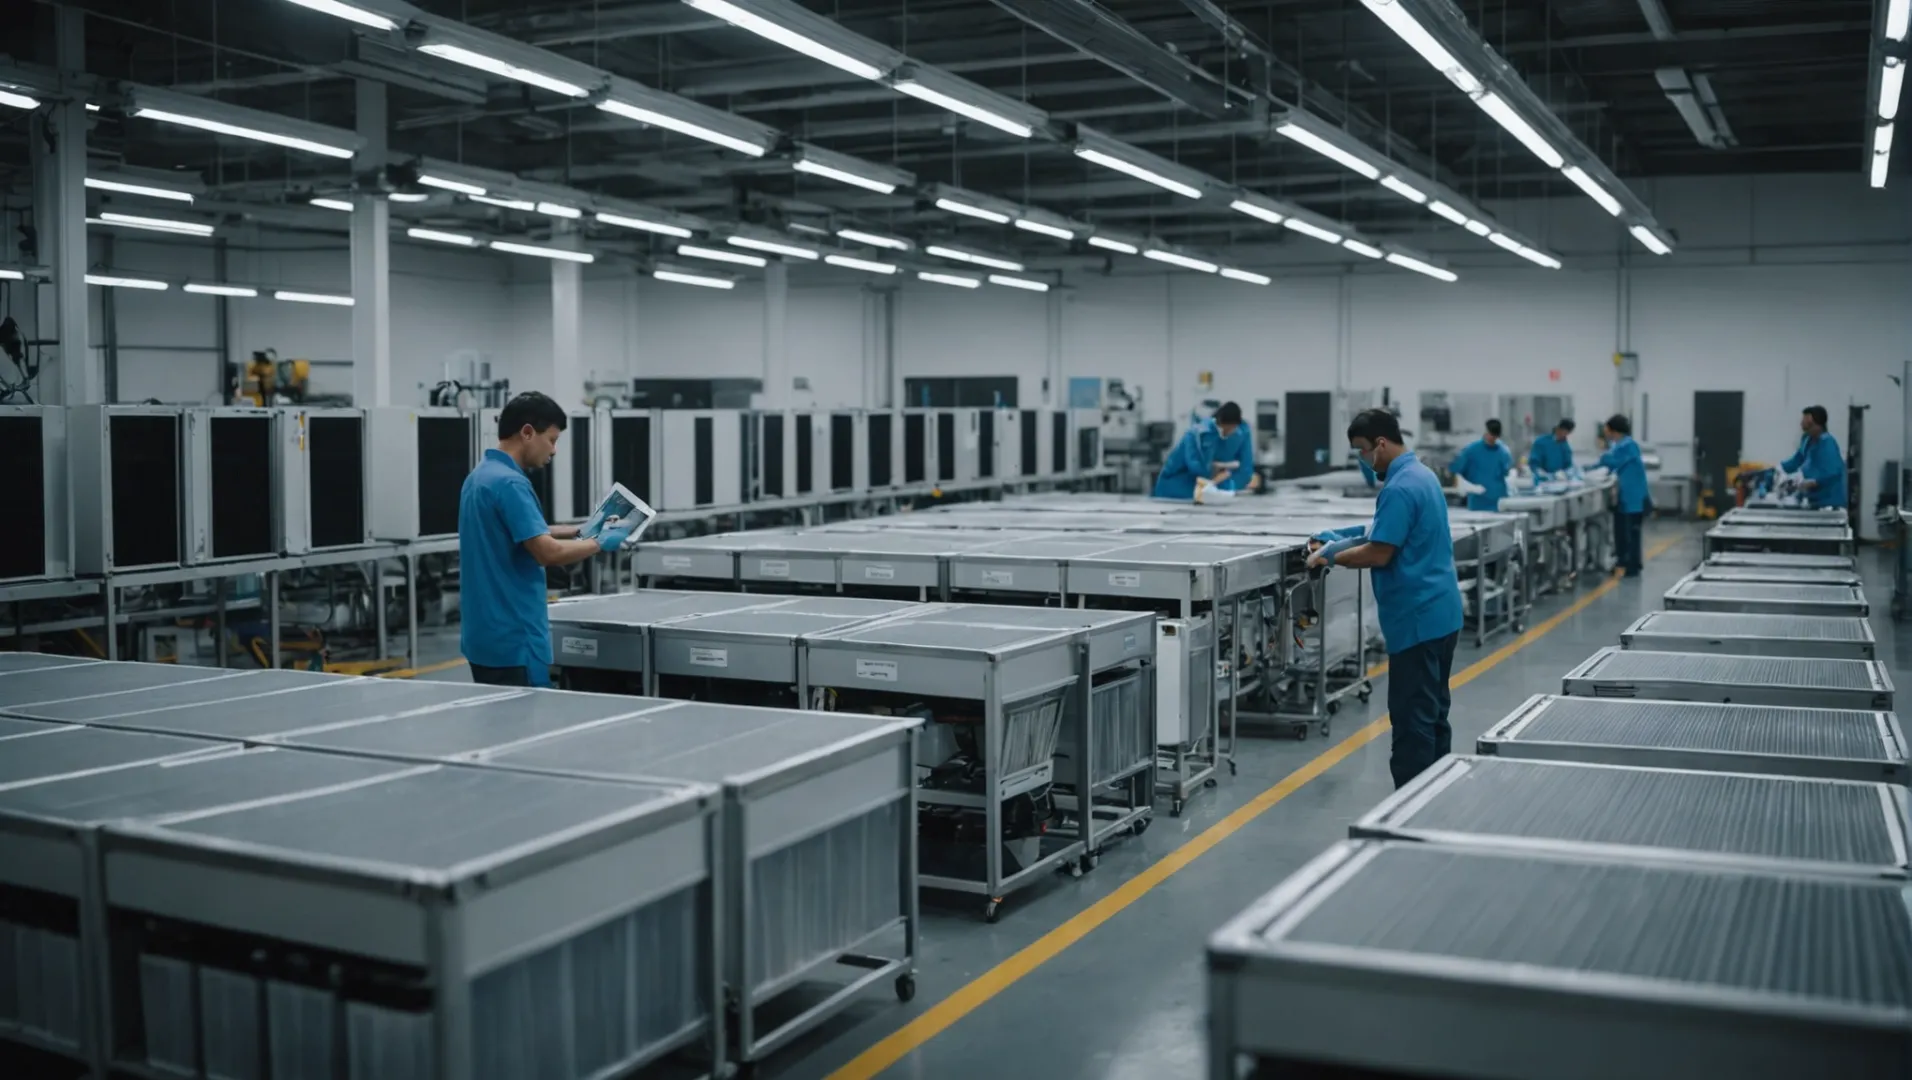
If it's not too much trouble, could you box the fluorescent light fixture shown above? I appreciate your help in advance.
[825,254,898,275]
[85,102,100,112]
[1427,200,1468,225]
[655,269,736,290]
[683,0,885,81]
[596,211,692,238]
[309,197,354,212]
[417,43,589,98]
[387,192,430,203]
[0,269,24,281]
[1514,246,1563,270]
[679,244,767,267]
[1383,252,1457,282]
[924,245,1023,271]
[1882,59,1904,122]
[1871,141,1892,188]
[789,223,828,235]
[283,0,397,31]
[917,271,981,289]
[893,79,1036,138]
[184,282,259,297]
[1143,249,1219,273]
[1475,92,1565,169]
[597,98,768,157]
[1074,147,1203,200]
[1015,218,1075,240]
[1379,175,1427,203]
[1276,121,1382,179]
[1358,0,1482,94]
[794,158,897,194]
[86,177,195,203]
[1879,122,1897,155]
[838,228,912,251]
[128,95,358,159]
[274,290,354,305]
[1463,219,1493,237]
[470,194,536,211]
[91,212,215,236]
[86,274,169,290]
[1282,218,1343,245]
[1220,268,1272,285]
[419,174,486,196]
[1087,235,1139,254]
[1560,165,1622,216]
[1341,240,1385,259]
[407,227,479,247]
[1888,0,1908,42]
[988,274,1050,292]
[0,90,41,111]
[935,197,1011,224]
[1229,198,1285,225]
[728,236,818,260]
[535,201,581,219]
[490,239,594,263]
[1629,224,1672,255]
[1487,232,1523,254]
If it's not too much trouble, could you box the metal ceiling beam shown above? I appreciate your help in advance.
[981,0,1239,118]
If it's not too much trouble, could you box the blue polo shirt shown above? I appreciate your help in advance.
[1363,451,1464,654]
[1781,433,1847,509]
[459,448,553,684]
[1528,434,1574,475]
[1451,438,1513,511]
[1599,434,1650,514]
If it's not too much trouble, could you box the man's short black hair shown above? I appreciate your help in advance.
[1214,401,1243,426]
[1605,413,1631,436]
[498,391,568,440]
[1347,407,1402,445]
[1485,418,1503,438]
[1556,418,1576,433]
[1804,405,1828,428]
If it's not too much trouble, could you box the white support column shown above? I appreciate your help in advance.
[350,80,392,407]
[549,230,583,406]
[1044,288,1064,407]
[33,6,93,404]
[761,260,790,408]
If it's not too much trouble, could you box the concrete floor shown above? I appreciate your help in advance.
[405,520,1911,1080]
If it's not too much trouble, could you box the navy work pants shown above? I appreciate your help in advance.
[1387,630,1458,789]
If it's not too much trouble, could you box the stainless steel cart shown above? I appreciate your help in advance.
[1477,694,1908,785]
[1704,522,1855,557]
[1207,841,1912,1080]
[547,590,790,693]
[1562,646,1894,710]
[1663,574,1869,617]
[649,595,921,706]
[1621,610,1877,660]
[1705,551,1855,571]
[1692,563,1862,586]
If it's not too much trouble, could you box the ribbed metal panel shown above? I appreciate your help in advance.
[1671,580,1862,605]
[1277,845,1912,1009]
[1632,611,1871,642]
[1584,650,1877,691]
[1707,553,1854,570]
[1695,566,1860,585]
[1512,698,1893,762]
[1087,674,1150,785]
[749,802,901,996]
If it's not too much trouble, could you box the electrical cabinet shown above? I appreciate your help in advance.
[658,409,748,511]
[867,409,896,489]
[757,410,827,500]
[293,407,371,552]
[1049,408,1071,477]
[366,407,476,541]
[182,407,283,564]
[1018,408,1041,479]
[828,409,869,495]
[989,407,1021,484]
[0,405,70,582]
[901,408,939,487]
[70,405,184,574]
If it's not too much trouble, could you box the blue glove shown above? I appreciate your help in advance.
[596,523,635,553]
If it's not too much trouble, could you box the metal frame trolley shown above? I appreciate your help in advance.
[1562,646,1895,710]
[1662,574,1870,617]
[1620,611,1878,660]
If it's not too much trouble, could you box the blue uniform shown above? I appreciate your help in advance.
[1450,438,1513,511]
[1153,418,1253,499]
[459,449,553,685]
[1528,434,1574,476]
[1598,434,1649,513]
[1781,433,1847,509]
[1361,451,1465,653]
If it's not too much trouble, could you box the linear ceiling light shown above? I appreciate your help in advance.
[1870,123,1895,188]
[1075,147,1203,200]
[1561,165,1622,216]
[838,227,911,250]
[1486,232,1523,254]
[91,212,215,236]
[86,275,168,290]
[489,239,595,263]
[596,211,692,238]
[1341,240,1385,259]
[917,271,981,289]
[1358,0,1482,94]
[1383,252,1458,282]
[0,89,40,110]
[1427,200,1468,225]
[683,0,885,81]
[535,201,582,219]
[282,0,397,31]
[274,290,354,305]
[1379,175,1427,204]
[1463,219,1493,237]
[655,269,737,290]
[1143,249,1219,273]
[892,79,1035,138]
[1229,199,1285,225]
[1220,268,1272,285]
[1087,235,1140,254]
[86,177,195,203]
[935,197,1010,224]
[130,104,356,159]
[309,197,354,212]
[1474,92,1565,169]
[825,253,899,275]
[1889,0,1909,41]
[1014,218,1075,240]
[418,174,486,196]
[1282,218,1343,245]
[794,157,897,194]
[924,245,1022,271]
[1513,246,1563,270]
[0,269,22,280]
[407,227,479,246]
[728,236,818,260]
[1883,58,1905,123]
[1275,121,1381,179]
[597,98,767,157]
[679,243,767,267]
[1629,225,1672,255]
[183,282,259,297]
[417,43,589,98]
[988,273,1049,292]
[470,194,536,211]
[388,192,431,203]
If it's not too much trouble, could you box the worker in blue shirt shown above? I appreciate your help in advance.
[1154,401,1259,501]
[1599,413,1650,577]
[1449,419,1515,510]
[460,392,633,686]
[1308,409,1464,789]
[1528,418,1576,477]
[1779,405,1847,510]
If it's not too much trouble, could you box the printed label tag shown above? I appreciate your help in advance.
[688,646,728,668]
[1123,632,1138,653]
[855,658,899,682]
[660,555,693,571]
[758,559,791,578]
[981,569,1015,586]
[560,636,599,658]
[1108,571,1142,588]
[863,563,896,581]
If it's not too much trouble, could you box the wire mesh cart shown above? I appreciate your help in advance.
[1663,574,1869,617]
[1621,610,1877,660]
[1352,755,1909,879]
[1692,563,1862,586]
[802,610,1091,922]
[99,765,723,1080]
[1704,522,1855,557]
[548,590,788,694]
[1563,646,1894,710]
[1207,840,1912,1080]
[1477,694,1909,785]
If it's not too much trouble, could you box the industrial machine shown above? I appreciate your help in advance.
[602,407,660,511]
[366,407,476,541]
[0,404,70,582]
[658,409,749,511]
[226,348,312,406]
[290,407,372,552]
[69,404,185,574]
[181,407,286,565]
[827,409,870,495]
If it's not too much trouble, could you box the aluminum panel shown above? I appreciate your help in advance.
[1621,611,1876,660]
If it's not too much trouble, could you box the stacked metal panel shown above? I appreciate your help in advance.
[1705,551,1855,571]
[1692,563,1863,586]
[547,590,788,691]
[1620,610,1877,659]
[1663,574,1869,617]
[1704,522,1855,557]
[1562,646,1894,710]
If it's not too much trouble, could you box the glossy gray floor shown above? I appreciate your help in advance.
[409,521,1909,1079]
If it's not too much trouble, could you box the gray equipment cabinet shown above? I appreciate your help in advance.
[0,660,245,715]
[99,765,723,1080]
[289,406,373,552]
[1621,610,1877,660]
[0,405,73,582]
[181,406,290,564]
[1207,840,1912,1080]
[649,596,921,707]
[1477,694,1909,785]
[1663,573,1869,617]
[1562,646,1894,710]
[659,409,748,511]
[366,406,476,541]
[547,590,788,694]
[635,532,756,587]
[69,404,186,574]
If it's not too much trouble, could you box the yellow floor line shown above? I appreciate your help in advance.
[827,532,1686,1080]
[378,658,467,679]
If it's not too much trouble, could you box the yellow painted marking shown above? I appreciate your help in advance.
[377,657,468,679]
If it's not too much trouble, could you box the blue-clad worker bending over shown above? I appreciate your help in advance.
[1449,418,1514,511]
[1780,404,1847,510]
[1528,418,1576,477]
[1599,413,1650,577]
[1154,400,1260,501]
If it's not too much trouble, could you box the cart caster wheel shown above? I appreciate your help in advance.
[1067,859,1084,879]
[1131,817,1152,836]
[1319,722,1332,739]
[894,974,917,1002]
[1082,852,1100,871]
[984,899,1003,923]
[1228,758,1239,776]
[1293,726,1308,741]
[1171,799,1184,817]
[1204,777,1219,789]
[1357,683,1373,703]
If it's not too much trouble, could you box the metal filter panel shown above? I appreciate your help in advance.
[1565,647,1893,710]
[1622,611,1876,660]
[1664,577,1868,616]
[1694,565,1861,586]
[1707,552,1855,570]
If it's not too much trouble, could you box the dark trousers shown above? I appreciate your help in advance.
[469,662,531,687]
[1613,508,1644,574]
[1388,631,1458,789]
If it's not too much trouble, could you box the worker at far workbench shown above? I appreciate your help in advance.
[1450,418,1514,511]
[1528,418,1576,477]
[1599,413,1649,577]
[1154,401,1261,502]
[1780,404,1847,510]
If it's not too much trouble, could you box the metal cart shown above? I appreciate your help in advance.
[649,595,922,706]
[633,531,759,588]
[1692,563,1862,585]
[0,661,251,714]
[1663,574,1869,617]
[1477,694,1909,785]
[1704,522,1855,557]
[1351,754,1909,879]
[1719,507,1852,528]
[1705,551,1855,570]
[1620,610,1877,660]
[1562,646,1894,710]
[547,590,790,694]
[1207,841,1912,1080]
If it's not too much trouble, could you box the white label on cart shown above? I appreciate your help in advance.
[1108,571,1142,588]
[863,563,896,581]
[757,559,791,578]
[688,647,728,668]
[856,658,898,682]
[660,555,693,571]
[1123,633,1138,653]
[560,636,599,658]
[981,569,1015,586]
